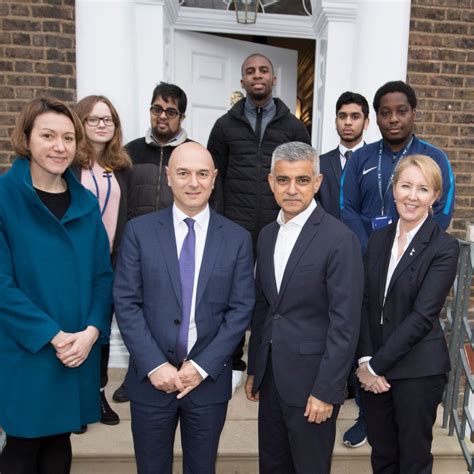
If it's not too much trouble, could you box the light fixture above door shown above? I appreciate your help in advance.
[233,0,259,24]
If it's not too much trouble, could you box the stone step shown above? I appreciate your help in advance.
[71,369,467,474]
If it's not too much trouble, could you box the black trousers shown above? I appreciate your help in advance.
[258,357,339,474]
[0,433,72,474]
[361,374,446,474]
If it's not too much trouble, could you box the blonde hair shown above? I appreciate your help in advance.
[393,154,442,199]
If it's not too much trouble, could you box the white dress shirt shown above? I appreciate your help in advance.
[338,141,365,169]
[274,199,316,292]
[148,204,210,380]
[359,216,428,376]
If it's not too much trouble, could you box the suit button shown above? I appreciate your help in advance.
[174,319,181,325]
[168,349,174,354]
[273,314,281,320]
[383,317,389,323]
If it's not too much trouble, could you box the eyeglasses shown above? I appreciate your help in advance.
[150,105,181,119]
[86,116,114,127]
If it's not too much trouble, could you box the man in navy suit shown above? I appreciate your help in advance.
[114,142,255,474]
[317,91,369,219]
[318,91,370,448]
[245,142,364,473]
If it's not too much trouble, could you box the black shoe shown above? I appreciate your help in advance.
[100,391,120,425]
[112,383,129,403]
[73,425,87,435]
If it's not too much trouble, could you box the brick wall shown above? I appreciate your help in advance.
[407,0,473,240]
[0,0,76,171]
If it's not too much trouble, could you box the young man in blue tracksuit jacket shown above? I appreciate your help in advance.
[340,81,454,254]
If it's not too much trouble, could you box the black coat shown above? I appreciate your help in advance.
[317,147,343,219]
[358,217,459,379]
[207,97,311,248]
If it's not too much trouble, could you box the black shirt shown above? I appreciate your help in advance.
[35,188,70,220]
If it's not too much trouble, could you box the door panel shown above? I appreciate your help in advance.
[174,30,298,146]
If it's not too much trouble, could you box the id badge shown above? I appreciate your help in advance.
[371,215,392,230]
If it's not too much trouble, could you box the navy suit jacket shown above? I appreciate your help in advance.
[317,147,343,219]
[358,217,459,379]
[113,206,255,407]
[247,205,364,407]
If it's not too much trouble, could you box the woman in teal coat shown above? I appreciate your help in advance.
[0,97,113,474]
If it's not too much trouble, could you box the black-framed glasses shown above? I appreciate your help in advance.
[86,116,114,127]
[150,105,181,119]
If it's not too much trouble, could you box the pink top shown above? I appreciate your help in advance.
[81,161,120,252]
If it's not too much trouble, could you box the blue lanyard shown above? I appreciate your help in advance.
[89,167,112,216]
[377,136,413,215]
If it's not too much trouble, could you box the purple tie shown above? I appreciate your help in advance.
[176,218,196,363]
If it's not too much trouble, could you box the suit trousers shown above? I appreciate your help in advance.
[361,374,446,474]
[131,396,228,474]
[0,432,71,474]
[258,357,339,474]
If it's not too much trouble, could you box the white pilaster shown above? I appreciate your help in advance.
[75,0,139,143]
[351,0,412,144]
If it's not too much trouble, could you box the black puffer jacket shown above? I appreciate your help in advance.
[125,135,191,218]
[207,97,311,247]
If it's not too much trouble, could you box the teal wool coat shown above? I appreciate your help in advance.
[0,158,113,438]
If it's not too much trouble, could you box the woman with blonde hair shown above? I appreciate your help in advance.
[72,95,133,432]
[357,154,459,474]
[0,97,113,473]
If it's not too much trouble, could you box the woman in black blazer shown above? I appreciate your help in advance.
[356,154,459,474]
[72,95,133,432]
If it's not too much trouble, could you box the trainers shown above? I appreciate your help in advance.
[100,391,120,425]
[73,425,87,435]
[112,382,129,403]
[343,417,367,448]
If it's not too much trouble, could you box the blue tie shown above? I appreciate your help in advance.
[176,218,196,363]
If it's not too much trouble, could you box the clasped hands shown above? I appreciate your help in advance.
[51,326,99,369]
[149,361,203,399]
[356,362,391,394]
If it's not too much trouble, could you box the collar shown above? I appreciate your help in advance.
[172,203,210,230]
[145,127,188,148]
[244,96,275,114]
[382,134,415,156]
[339,140,365,156]
[277,199,316,227]
[395,214,428,244]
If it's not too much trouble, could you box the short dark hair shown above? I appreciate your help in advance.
[241,53,275,76]
[11,96,84,159]
[373,81,417,113]
[150,82,187,114]
[336,91,369,118]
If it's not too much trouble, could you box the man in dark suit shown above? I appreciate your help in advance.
[245,141,364,473]
[114,142,255,473]
[317,91,369,219]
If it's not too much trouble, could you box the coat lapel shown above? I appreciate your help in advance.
[277,206,322,303]
[258,222,280,307]
[156,207,182,307]
[385,218,434,299]
[329,147,343,181]
[195,211,224,308]
[376,224,396,308]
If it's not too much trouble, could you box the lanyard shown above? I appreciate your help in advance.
[377,136,413,215]
[89,167,112,216]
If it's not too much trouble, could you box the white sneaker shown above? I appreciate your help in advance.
[231,370,244,396]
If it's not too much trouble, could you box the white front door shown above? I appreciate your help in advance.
[173,30,298,146]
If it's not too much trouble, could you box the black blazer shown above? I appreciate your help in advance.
[247,205,364,407]
[70,164,132,267]
[358,217,459,379]
[317,147,343,219]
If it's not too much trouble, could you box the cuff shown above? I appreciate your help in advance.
[190,360,208,380]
